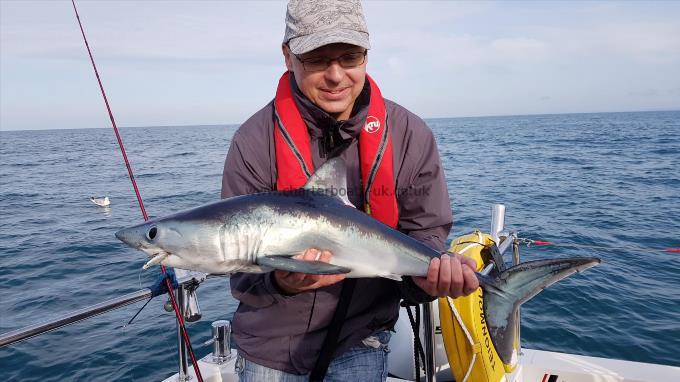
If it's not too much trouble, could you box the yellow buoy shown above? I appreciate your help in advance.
[438,230,519,382]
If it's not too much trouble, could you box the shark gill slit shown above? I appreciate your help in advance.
[218,224,228,264]
[253,224,265,262]
[247,224,256,263]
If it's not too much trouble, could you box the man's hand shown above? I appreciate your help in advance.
[412,253,479,298]
[273,248,346,295]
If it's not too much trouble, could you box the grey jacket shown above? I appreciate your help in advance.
[221,76,452,374]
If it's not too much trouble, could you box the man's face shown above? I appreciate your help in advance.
[283,43,367,121]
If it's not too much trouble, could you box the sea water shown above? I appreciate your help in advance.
[1,111,678,380]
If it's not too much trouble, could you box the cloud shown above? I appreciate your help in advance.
[2,0,679,130]
[1,1,286,67]
[375,31,551,73]
[519,21,680,65]
[489,37,550,63]
[597,22,680,64]
[628,89,660,97]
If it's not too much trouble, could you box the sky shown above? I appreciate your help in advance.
[1,0,679,131]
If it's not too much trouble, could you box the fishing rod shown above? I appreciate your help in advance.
[69,1,204,380]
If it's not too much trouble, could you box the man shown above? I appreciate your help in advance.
[221,1,479,380]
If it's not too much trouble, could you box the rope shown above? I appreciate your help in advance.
[70,2,203,380]
[445,235,482,382]
[446,239,484,382]
[445,297,477,382]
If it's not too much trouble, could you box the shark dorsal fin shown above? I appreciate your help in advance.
[303,157,354,207]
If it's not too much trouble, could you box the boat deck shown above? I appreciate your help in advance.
[163,348,680,382]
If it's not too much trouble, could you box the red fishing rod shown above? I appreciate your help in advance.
[70,1,204,380]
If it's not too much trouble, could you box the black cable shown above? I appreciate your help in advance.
[404,304,427,381]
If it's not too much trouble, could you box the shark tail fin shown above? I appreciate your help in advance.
[477,256,600,365]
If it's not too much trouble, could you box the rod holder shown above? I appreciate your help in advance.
[174,269,205,323]
[181,283,202,323]
[490,204,506,244]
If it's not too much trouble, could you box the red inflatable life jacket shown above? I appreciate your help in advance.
[273,72,398,228]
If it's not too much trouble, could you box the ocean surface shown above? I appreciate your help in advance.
[1,111,679,381]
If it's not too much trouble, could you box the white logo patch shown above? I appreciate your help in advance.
[364,116,381,133]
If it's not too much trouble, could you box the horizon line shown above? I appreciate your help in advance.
[1,108,678,133]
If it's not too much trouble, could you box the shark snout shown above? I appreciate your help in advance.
[115,225,149,249]
[115,227,135,247]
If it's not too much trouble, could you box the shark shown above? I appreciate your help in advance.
[115,157,600,364]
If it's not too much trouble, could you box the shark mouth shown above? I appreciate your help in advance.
[143,252,169,270]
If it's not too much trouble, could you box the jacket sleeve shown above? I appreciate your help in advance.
[394,119,453,305]
[221,130,272,198]
[222,129,290,308]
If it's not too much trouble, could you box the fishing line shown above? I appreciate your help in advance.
[70,2,203,380]
[138,267,144,291]
[119,268,148,330]
[122,296,154,330]
[518,238,679,254]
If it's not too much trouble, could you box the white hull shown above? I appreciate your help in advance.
[516,348,679,382]
[163,348,680,382]
[164,305,680,382]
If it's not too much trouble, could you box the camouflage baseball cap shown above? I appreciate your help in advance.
[283,0,370,55]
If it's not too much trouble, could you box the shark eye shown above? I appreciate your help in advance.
[146,227,158,241]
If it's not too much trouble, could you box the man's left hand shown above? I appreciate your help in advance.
[412,253,479,298]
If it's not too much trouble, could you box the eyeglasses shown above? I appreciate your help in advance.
[294,50,367,72]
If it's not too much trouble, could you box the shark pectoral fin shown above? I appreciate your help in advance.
[380,273,403,281]
[478,256,600,366]
[258,256,351,275]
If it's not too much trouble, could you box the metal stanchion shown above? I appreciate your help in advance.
[0,289,152,348]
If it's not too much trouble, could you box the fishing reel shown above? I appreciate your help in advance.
[163,269,206,323]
